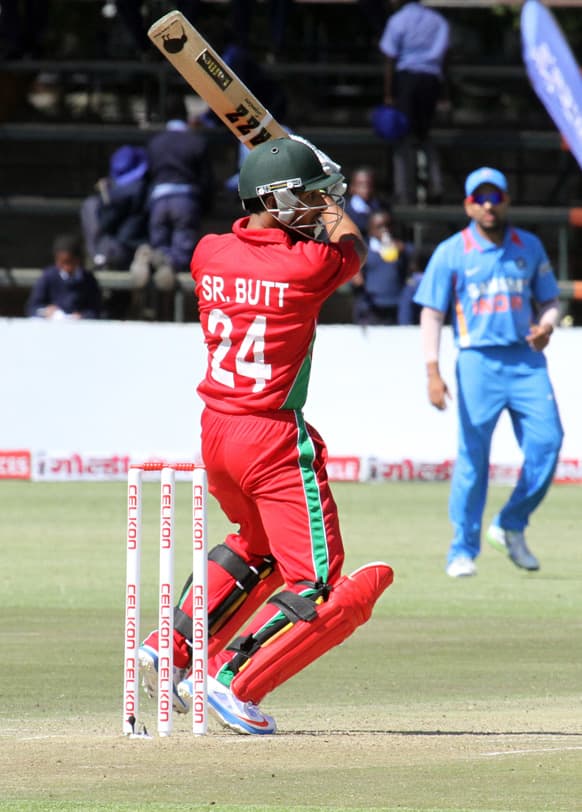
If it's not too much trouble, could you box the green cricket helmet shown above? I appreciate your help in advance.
[238,137,344,200]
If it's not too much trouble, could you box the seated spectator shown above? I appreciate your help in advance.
[397,246,433,325]
[80,144,149,271]
[130,94,214,294]
[351,209,410,326]
[26,234,101,320]
[345,167,387,238]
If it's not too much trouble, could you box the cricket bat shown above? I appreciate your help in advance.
[147,10,288,148]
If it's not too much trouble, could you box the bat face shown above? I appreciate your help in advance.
[148,11,288,147]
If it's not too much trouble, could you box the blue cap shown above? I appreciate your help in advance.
[465,167,508,197]
[109,145,148,186]
[371,105,409,142]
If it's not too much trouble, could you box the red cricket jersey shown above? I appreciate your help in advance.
[191,216,359,414]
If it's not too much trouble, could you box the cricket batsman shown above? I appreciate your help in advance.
[138,137,394,734]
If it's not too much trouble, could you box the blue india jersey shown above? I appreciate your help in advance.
[413,222,559,348]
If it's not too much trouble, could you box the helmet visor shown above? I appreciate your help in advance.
[255,170,344,197]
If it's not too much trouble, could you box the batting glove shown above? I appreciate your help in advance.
[288,133,347,196]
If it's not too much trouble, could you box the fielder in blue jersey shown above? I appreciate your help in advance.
[414,166,563,577]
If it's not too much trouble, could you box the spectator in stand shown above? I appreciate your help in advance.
[130,94,214,292]
[80,144,149,271]
[345,167,387,238]
[379,0,450,204]
[26,234,101,320]
[351,209,411,325]
[397,246,431,325]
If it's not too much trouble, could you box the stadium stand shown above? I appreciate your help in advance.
[1,0,582,321]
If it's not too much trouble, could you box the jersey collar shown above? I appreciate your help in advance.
[233,216,294,246]
[468,220,519,252]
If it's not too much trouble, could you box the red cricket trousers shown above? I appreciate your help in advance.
[198,405,345,675]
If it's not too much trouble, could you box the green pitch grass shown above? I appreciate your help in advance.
[0,480,581,812]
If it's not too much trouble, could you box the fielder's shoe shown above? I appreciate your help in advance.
[486,525,540,571]
[205,675,277,735]
[446,555,477,578]
[137,645,189,714]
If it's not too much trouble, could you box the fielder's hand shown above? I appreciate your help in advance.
[526,323,553,352]
[427,371,451,411]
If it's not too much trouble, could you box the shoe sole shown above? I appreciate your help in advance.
[207,695,276,735]
[138,649,189,714]
[508,554,540,571]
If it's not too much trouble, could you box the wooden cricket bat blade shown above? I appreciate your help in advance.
[147,11,288,147]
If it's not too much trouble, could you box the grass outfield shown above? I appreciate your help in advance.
[0,480,580,812]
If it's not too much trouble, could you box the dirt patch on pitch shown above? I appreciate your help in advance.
[3,708,582,810]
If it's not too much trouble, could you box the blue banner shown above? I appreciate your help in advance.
[521,0,582,170]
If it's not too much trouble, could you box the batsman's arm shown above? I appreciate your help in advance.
[323,199,367,268]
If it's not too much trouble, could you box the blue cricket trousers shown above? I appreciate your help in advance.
[448,345,563,563]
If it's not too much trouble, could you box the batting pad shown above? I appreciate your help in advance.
[174,544,283,659]
[230,562,394,704]
[207,567,283,658]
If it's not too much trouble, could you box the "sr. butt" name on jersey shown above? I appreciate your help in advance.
[199,274,289,307]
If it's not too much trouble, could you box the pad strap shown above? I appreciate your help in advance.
[173,544,276,642]
[224,586,326,675]
[267,590,318,622]
[209,544,270,593]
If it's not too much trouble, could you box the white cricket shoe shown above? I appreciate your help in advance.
[177,675,193,712]
[138,645,189,714]
[486,525,540,571]
[446,555,477,578]
[204,675,277,735]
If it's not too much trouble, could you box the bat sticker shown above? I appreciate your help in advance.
[162,24,188,54]
[196,50,233,90]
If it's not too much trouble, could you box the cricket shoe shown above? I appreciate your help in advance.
[201,675,277,735]
[137,645,189,714]
[486,526,540,571]
[446,555,477,578]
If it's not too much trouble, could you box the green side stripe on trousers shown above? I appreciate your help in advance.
[215,411,330,690]
[294,410,330,584]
